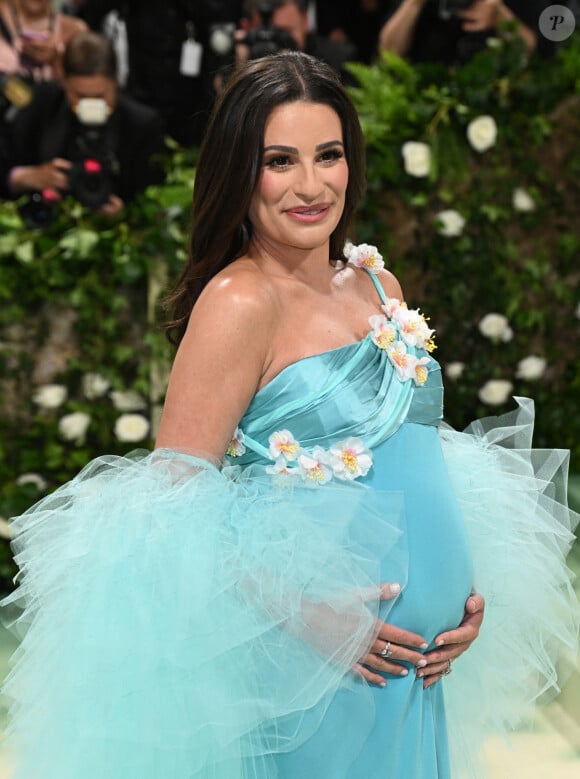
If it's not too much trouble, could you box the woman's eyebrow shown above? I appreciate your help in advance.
[263,140,344,153]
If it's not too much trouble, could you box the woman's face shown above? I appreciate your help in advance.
[248,101,348,253]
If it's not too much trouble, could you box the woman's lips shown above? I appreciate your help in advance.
[285,205,330,223]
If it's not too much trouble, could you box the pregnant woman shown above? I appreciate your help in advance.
[3,51,577,779]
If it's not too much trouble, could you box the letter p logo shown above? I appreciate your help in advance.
[539,5,576,42]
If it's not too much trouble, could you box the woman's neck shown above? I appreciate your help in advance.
[248,236,335,292]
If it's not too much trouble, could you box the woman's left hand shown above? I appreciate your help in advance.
[418,592,485,689]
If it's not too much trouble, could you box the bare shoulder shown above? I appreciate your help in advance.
[183,260,278,356]
[368,268,404,301]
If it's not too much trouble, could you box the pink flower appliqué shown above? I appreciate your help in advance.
[329,437,373,481]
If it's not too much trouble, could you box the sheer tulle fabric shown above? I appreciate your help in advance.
[441,398,580,778]
[2,451,407,779]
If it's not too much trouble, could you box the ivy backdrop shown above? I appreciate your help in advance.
[0,33,579,588]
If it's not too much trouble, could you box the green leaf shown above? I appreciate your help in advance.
[59,229,100,259]
[14,240,35,264]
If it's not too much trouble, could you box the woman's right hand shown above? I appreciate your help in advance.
[353,582,429,687]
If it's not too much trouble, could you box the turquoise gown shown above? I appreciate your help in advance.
[2,266,578,779]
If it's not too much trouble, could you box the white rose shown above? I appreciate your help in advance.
[512,187,536,213]
[58,411,91,442]
[110,390,147,412]
[0,517,13,540]
[501,326,514,343]
[401,141,431,177]
[114,413,150,443]
[32,383,68,409]
[478,312,510,340]
[466,115,497,152]
[16,472,47,491]
[445,362,465,381]
[516,355,547,381]
[435,209,466,237]
[478,379,513,406]
[82,372,110,400]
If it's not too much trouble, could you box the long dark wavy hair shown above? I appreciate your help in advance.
[164,51,367,344]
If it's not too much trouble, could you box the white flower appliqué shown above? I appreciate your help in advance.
[298,448,333,484]
[367,293,437,386]
[257,429,374,486]
[269,429,300,461]
[344,242,384,274]
[226,426,246,457]
[369,314,397,350]
[328,438,373,481]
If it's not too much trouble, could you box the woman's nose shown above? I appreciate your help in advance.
[293,164,324,201]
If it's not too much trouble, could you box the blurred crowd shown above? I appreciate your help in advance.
[1,0,577,226]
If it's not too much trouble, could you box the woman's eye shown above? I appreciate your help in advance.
[265,155,291,168]
[319,149,344,163]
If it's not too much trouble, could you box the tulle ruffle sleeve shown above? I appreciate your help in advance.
[439,397,580,778]
[2,449,407,779]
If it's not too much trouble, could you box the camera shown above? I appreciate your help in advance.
[438,0,473,19]
[244,2,298,60]
[67,98,119,210]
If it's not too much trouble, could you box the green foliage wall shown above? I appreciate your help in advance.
[0,36,578,588]
[347,33,579,462]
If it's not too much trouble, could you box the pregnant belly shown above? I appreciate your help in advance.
[369,424,473,642]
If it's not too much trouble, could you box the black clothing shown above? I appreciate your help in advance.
[2,80,166,202]
[305,33,358,83]
[79,1,243,145]
[381,0,553,65]
[315,0,391,64]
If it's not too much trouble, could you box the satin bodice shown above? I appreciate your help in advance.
[231,279,443,468]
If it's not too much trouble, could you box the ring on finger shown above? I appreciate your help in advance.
[441,659,452,676]
[380,641,394,659]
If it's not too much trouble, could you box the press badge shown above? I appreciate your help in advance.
[180,22,202,77]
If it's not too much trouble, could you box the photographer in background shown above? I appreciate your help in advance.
[2,31,166,220]
[78,1,243,147]
[378,0,548,66]
[236,0,358,81]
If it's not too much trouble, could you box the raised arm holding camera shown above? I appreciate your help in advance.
[378,0,545,65]
[3,30,166,223]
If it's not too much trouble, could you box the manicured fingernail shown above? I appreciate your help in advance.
[416,659,427,668]
[417,671,424,678]
[388,583,401,595]
[379,681,386,687]
[399,668,408,676]
[420,642,428,650]
[436,639,445,646]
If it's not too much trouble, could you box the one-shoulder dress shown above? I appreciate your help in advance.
[2,250,578,779]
